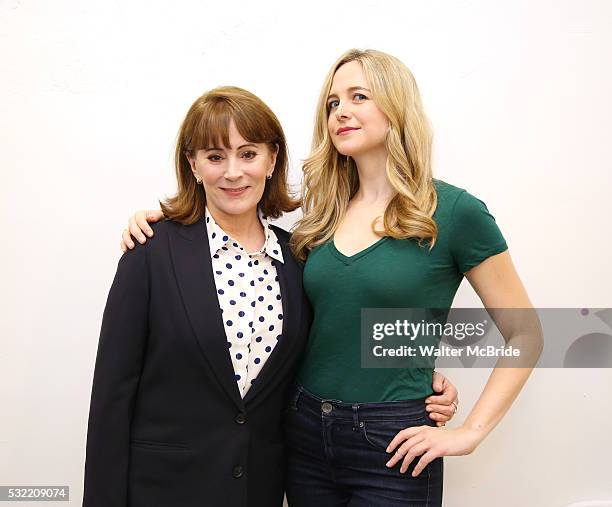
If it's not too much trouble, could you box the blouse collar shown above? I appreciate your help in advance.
[204,207,284,264]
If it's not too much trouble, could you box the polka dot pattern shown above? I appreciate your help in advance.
[205,207,284,398]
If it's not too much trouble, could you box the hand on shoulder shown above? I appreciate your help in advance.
[121,209,165,252]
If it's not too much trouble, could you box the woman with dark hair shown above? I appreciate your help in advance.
[83,86,311,507]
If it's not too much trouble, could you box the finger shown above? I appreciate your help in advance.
[426,387,457,405]
[385,450,402,468]
[387,434,426,469]
[128,216,147,244]
[430,376,457,397]
[426,394,449,405]
[148,210,164,222]
[386,426,420,454]
[431,371,447,393]
[386,431,426,468]
[436,421,446,427]
[400,441,429,474]
[450,398,460,420]
[136,211,157,237]
[122,229,135,250]
[427,411,451,423]
[121,240,127,253]
[412,450,439,477]
[426,404,454,418]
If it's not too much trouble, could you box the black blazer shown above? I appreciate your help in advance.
[83,218,311,507]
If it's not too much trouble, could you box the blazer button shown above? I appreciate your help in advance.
[235,413,247,424]
[232,465,244,478]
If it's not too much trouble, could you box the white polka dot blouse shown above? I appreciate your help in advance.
[205,207,285,397]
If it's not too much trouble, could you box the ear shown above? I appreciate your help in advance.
[268,143,280,176]
[186,151,199,179]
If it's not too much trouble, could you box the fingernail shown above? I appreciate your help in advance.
[146,230,153,237]
[128,243,134,249]
[385,461,391,467]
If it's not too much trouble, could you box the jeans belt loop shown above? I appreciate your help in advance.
[352,403,360,430]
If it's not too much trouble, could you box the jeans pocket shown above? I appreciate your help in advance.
[362,416,430,452]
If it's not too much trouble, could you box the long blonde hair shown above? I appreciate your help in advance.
[291,49,438,260]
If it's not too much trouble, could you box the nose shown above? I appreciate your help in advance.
[334,100,351,121]
[224,156,243,181]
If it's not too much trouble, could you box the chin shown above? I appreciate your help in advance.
[211,195,260,217]
[223,202,258,217]
[334,142,364,158]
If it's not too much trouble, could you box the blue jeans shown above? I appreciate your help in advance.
[285,385,443,507]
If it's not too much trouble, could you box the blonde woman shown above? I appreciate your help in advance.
[120,49,541,506]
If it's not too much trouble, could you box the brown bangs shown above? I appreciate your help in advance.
[185,94,280,153]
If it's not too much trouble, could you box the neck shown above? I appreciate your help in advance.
[351,148,396,204]
[208,206,264,250]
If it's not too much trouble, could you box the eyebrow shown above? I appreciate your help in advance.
[203,143,258,152]
[327,86,372,99]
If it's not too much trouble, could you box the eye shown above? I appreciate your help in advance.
[354,93,368,101]
[241,151,257,160]
[328,99,340,110]
[207,154,223,162]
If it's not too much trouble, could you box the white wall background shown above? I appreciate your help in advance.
[1,0,611,506]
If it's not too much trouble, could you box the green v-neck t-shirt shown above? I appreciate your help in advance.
[297,179,508,402]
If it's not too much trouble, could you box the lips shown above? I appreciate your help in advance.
[337,126,360,135]
[221,186,249,196]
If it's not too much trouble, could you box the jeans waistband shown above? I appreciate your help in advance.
[289,384,429,423]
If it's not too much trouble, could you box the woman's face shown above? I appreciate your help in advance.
[327,60,389,158]
[187,120,277,221]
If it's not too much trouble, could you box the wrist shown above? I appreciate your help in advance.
[459,422,488,446]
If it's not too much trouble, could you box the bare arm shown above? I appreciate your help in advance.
[386,251,544,475]
[459,251,542,438]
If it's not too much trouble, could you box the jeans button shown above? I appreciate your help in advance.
[235,413,246,424]
[321,402,333,414]
[232,465,244,478]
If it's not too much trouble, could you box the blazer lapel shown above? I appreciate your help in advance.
[243,236,303,406]
[169,218,244,411]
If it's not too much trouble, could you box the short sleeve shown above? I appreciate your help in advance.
[449,190,508,273]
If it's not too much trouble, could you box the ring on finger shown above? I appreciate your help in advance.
[451,401,458,413]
